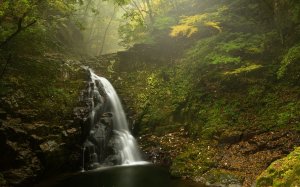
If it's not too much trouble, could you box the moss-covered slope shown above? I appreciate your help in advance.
[256,147,300,186]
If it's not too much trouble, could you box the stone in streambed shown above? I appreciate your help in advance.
[39,140,67,170]
[199,169,243,187]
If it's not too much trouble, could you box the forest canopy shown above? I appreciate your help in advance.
[1,0,300,55]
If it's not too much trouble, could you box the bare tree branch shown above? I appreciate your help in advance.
[0,54,12,79]
[98,7,117,56]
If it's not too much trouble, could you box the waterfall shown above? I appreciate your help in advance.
[81,69,143,169]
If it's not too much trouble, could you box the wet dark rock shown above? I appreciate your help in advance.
[0,139,42,186]
[0,114,82,186]
[104,154,121,165]
[15,109,38,123]
[66,128,78,135]
[1,96,19,112]
[3,163,41,187]
[0,173,7,187]
[219,130,243,144]
[0,108,7,120]
[23,122,54,137]
[39,140,67,170]
[40,140,60,152]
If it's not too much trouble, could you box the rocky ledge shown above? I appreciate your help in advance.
[0,114,81,187]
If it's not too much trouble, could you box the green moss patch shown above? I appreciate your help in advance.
[170,141,217,178]
[256,147,300,186]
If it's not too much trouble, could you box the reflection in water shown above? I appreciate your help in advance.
[35,165,206,187]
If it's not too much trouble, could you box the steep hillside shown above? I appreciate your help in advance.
[85,0,300,186]
[0,54,86,186]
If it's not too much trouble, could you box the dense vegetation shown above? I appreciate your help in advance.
[104,0,300,185]
[0,0,300,186]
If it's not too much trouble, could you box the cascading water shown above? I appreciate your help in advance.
[81,69,143,170]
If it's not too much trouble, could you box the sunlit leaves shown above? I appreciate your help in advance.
[224,64,263,75]
[204,21,221,32]
[170,14,206,38]
[170,24,198,38]
[110,0,131,6]
[169,6,227,38]
[205,54,241,64]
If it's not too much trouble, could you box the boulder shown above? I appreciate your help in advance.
[219,130,243,144]
[255,147,300,186]
[39,140,66,170]
[200,169,243,187]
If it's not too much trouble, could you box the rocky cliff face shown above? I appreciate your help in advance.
[0,54,87,186]
[0,114,81,186]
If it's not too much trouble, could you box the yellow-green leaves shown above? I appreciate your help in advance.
[170,14,219,38]
[170,6,227,38]
[12,0,31,17]
[224,64,263,75]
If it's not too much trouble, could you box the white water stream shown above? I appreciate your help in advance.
[90,70,142,165]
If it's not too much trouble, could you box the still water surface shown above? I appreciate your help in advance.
[35,164,206,187]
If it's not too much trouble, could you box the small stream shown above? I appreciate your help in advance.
[35,164,206,187]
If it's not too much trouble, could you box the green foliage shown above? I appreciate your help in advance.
[277,44,300,79]
[205,54,241,65]
[119,21,153,48]
[184,32,266,66]
[107,0,300,183]
[153,16,176,31]
[0,0,80,53]
[224,64,263,75]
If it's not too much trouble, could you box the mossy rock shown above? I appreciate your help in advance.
[201,169,243,186]
[255,147,300,186]
[170,141,217,178]
[219,130,243,144]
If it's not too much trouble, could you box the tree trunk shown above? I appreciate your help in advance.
[145,0,154,26]
[132,0,145,21]
[0,54,12,79]
[98,7,116,56]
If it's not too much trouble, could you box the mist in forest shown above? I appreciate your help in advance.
[76,0,125,55]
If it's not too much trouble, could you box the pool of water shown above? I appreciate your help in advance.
[35,164,206,187]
